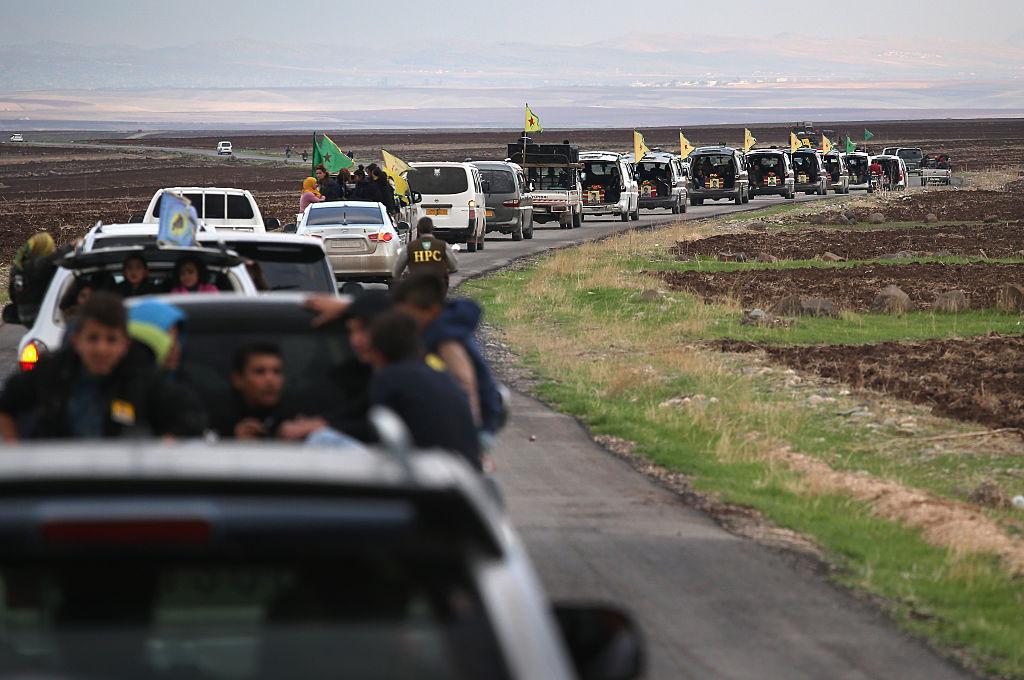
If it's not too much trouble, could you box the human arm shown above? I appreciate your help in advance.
[392,246,410,279]
[303,295,350,328]
[436,341,480,425]
[444,243,459,273]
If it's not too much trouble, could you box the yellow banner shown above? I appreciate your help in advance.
[634,130,651,162]
[743,128,757,152]
[822,134,834,155]
[679,131,694,159]
[381,148,411,195]
[525,104,543,133]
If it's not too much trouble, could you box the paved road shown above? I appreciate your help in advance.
[0,147,957,677]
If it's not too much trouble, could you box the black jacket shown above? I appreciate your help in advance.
[320,176,343,202]
[0,344,207,439]
[353,179,383,203]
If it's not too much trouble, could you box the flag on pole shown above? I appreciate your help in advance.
[381,148,412,196]
[864,129,875,141]
[845,137,856,154]
[525,104,543,133]
[743,128,757,152]
[790,132,802,154]
[157,192,198,247]
[801,138,812,148]
[822,134,834,155]
[633,130,650,162]
[679,131,694,159]
[312,133,354,173]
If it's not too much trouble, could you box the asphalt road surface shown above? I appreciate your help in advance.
[0,150,953,677]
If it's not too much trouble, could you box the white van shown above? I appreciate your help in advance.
[139,187,278,232]
[579,151,639,222]
[408,162,487,252]
[217,141,233,155]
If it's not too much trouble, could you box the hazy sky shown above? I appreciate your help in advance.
[2,0,1020,47]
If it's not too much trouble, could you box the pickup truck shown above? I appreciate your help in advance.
[507,140,583,229]
[136,187,280,232]
[920,153,952,186]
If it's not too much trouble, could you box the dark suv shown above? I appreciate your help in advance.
[0,443,644,679]
[896,147,925,175]
[791,149,829,195]
[474,161,534,241]
[687,146,749,206]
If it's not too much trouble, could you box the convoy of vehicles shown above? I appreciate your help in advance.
[579,151,640,221]
[791,149,830,196]
[687,146,750,205]
[474,160,534,240]
[296,201,409,287]
[634,151,689,213]
[507,141,584,229]
[408,161,488,250]
[745,148,795,199]
[137,187,279,232]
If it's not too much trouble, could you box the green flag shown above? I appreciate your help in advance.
[312,132,353,173]
[863,129,875,141]
[845,137,856,154]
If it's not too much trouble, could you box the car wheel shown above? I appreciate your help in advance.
[620,210,628,222]
[512,217,523,241]
[525,215,534,239]
[671,200,680,214]
[631,205,640,220]
[466,240,477,253]
[691,197,703,206]
[477,236,485,251]
[572,210,582,228]
[734,192,743,205]
[681,197,688,213]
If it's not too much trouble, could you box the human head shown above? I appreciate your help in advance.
[353,169,366,181]
[71,291,130,377]
[128,299,185,370]
[342,291,393,364]
[314,164,328,181]
[302,177,318,193]
[173,256,206,290]
[415,216,434,235]
[14,232,55,269]
[338,168,351,183]
[392,273,446,330]
[122,253,149,287]
[60,277,94,314]
[368,311,421,369]
[231,343,285,410]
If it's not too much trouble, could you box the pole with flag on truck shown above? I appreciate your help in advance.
[743,128,757,152]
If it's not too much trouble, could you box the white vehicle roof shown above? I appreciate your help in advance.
[580,151,627,160]
[156,186,248,194]
[409,161,475,168]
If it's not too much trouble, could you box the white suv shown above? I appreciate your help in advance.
[408,162,487,252]
[138,187,277,232]
[216,141,233,155]
[579,151,640,222]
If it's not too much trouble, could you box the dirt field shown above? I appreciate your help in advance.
[673,223,1024,261]
[718,336,1024,432]
[800,190,1024,224]
[659,262,1024,311]
[88,117,1024,170]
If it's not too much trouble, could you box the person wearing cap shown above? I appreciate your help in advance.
[393,217,458,296]
[128,299,185,371]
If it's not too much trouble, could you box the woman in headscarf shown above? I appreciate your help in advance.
[300,177,324,213]
[8,232,70,325]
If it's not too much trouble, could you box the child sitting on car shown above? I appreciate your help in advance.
[118,253,155,298]
[170,255,218,294]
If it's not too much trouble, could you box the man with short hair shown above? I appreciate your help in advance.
[213,343,327,440]
[393,217,458,295]
[0,292,205,441]
[367,311,481,469]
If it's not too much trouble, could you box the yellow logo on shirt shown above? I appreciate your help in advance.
[111,399,136,425]
[425,354,447,372]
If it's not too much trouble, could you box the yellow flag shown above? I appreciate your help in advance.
[743,128,757,152]
[821,134,833,155]
[679,131,694,159]
[381,148,411,196]
[790,132,802,154]
[634,130,650,162]
[525,104,543,133]
[801,138,812,148]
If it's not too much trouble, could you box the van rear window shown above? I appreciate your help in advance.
[478,170,516,194]
[408,167,469,195]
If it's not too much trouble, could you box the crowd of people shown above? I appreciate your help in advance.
[301,163,400,219]
[1,221,497,472]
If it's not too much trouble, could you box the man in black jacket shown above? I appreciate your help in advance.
[0,292,207,441]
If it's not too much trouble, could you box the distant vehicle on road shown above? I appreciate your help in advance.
[474,160,534,240]
[507,140,584,229]
[408,162,488,250]
[297,201,409,288]
[843,151,874,192]
[745,148,795,199]
[8,133,24,142]
[138,187,279,232]
[216,140,233,155]
[823,151,851,194]
[688,146,749,205]
[920,153,952,186]
[579,151,639,222]
[896,147,925,175]
[634,151,688,213]
[791,149,830,196]
[871,154,909,191]
[0,442,644,680]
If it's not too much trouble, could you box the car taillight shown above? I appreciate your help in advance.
[43,519,211,545]
[502,199,520,208]
[368,232,393,242]
[19,340,45,371]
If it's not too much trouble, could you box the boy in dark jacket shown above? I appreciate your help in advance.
[0,292,206,441]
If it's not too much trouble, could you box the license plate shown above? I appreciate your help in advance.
[485,209,494,217]
[426,208,448,216]
[535,206,548,212]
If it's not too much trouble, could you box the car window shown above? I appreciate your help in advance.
[526,167,575,190]
[150,191,202,219]
[479,170,516,194]
[227,194,255,219]
[638,162,670,181]
[227,243,335,293]
[306,206,385,226]
[897,149,923,160]
[0,556,510,680]
[408,167,469,195]
[204,193,226,219]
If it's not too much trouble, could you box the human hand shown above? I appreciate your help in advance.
[277,416,328,441]
[234,418,265,440]
[304,295,350,328]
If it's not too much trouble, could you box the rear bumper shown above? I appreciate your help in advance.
[690,188,739,199]
[327,252,398,279]
[794,182,821,192]
[638,197,675,208]
[434,226,476,242]
[749,184,790,196]
[582,203,626,215]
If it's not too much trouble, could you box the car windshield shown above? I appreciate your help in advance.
[478,169,516,194]
[0,555,509,680]
[408,167,469,195]
[897,148,923,160]
[638,162,670,180]
[225,243,334,293]
[750,155,783,170]
[306,206,385,226]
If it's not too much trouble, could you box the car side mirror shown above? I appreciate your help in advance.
[282,223,297,234]
[412,192,423,204]
[396,220,411,233]
[2,303,21,325]
[528,182,535,192]
[553,604,643,680]
[264,217,281,231]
